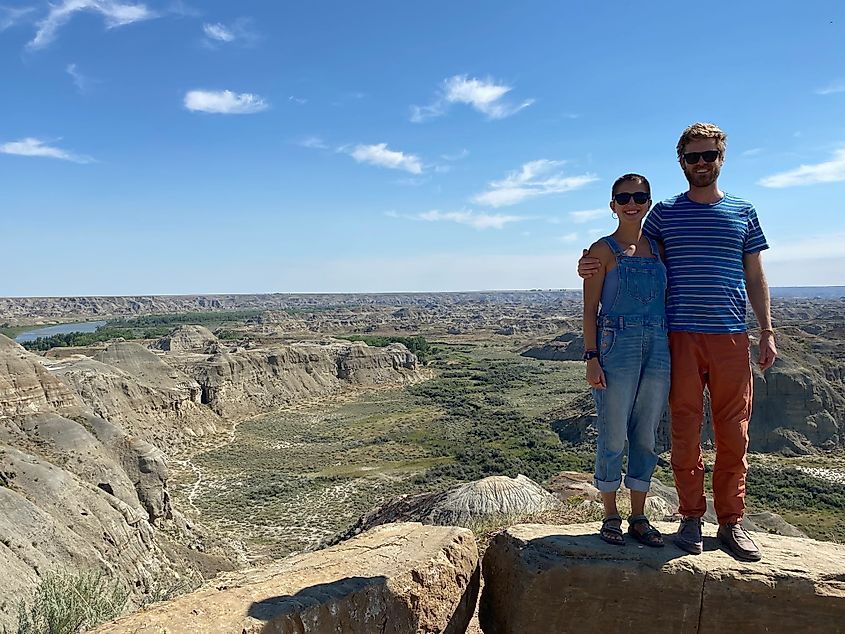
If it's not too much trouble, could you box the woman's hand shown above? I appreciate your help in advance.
[586,358,606,389]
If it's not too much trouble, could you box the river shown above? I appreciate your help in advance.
[15,320,108,343]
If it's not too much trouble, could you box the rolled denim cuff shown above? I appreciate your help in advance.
[593,476,622,493]
[624,474,651,493]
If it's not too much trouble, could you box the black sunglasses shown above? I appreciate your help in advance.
[683,150,721,164]
[613,191,650,205]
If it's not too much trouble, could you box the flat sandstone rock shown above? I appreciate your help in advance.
[480,522,845,634]
[93,522,479,634]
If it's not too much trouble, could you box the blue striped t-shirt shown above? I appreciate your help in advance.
[642,192,769,333]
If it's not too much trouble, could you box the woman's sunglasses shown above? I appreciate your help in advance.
[683,150,721,164]
[613,192,650,205]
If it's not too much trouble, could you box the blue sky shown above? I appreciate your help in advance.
[2,0,844,296]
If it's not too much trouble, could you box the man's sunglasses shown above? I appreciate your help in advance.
[683,150,721,164]
[613,192,650,205]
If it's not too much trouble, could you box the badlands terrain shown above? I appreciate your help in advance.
[1,289,844,631]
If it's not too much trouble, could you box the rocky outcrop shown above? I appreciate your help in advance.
[751,349,845,454]
[0,335,82,417]
[154,325,219,353]
[0,416,232,630]
[519,332,584,361]
[0,340,237,631]
[173,341,420,419]
[480,522,845,633]
[46,342,220,452]
[337,475,562,542]
[92,522,480,634]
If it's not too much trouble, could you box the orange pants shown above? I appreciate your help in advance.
[669,332,752,525]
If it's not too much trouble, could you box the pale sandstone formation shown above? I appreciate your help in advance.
[0,335,82,416]
[154,325,219,353]
[337,475,562,542]
[0,415,233,631]
[92,523,480,634]
[47,342,220,452]
[171,341,419,419]
[480,522,845,633]
[751,349,845,454]
[519,332,585,361]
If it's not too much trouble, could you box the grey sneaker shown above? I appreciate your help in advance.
[718,523,762,562]
[674,517,703,555]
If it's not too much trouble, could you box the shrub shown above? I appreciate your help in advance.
[7,570,127,634]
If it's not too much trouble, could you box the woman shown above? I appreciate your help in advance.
[582,173,670,547]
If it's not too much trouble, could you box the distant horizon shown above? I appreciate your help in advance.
[3,285,845,301]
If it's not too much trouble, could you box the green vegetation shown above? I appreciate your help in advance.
[407,352,593,486]
[108,310,261,328]
[340,335,432,362]
[20,328,142,352]
[6,571,126,634]
[172,341,590,556]
[746,464,845,541]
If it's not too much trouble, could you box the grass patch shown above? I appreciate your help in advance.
[6,570,126,634]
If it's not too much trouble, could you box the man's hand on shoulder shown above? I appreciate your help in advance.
[577,248,602,279]
[759,331,777,371]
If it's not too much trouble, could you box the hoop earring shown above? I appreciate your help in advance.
[612,212,618,219]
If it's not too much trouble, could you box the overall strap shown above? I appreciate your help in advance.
[646,236,661,261]
[601,236,624,256]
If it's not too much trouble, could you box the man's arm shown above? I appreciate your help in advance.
[744,251,777,370]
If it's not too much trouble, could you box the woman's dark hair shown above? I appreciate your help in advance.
[611,173,651,196]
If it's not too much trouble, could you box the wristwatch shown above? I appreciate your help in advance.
[582,350,599,361]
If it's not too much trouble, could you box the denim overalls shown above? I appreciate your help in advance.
[593,235,670,493]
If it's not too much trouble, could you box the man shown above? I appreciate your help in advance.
[578,123,777,561]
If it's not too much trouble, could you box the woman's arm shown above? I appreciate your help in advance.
[583,242,609,389]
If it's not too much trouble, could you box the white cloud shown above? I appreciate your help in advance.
[741,147,763,157]
[473,159,598,207]
[758,149,845,188]
[66,63,94,92]
[558,233,578,242]
[815,80,845,96]
[387,208,526,230]
[1,5,34,30]
[568,208,606,223]
[183,89,268,114]
[411,74,534,122]
[349,143,422,174]
[203,22,233,41]
[417,209,524,230]
[28,0,155,50]
[0,137,93,163]
[200,18,257,47]
[298,136,328,149]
